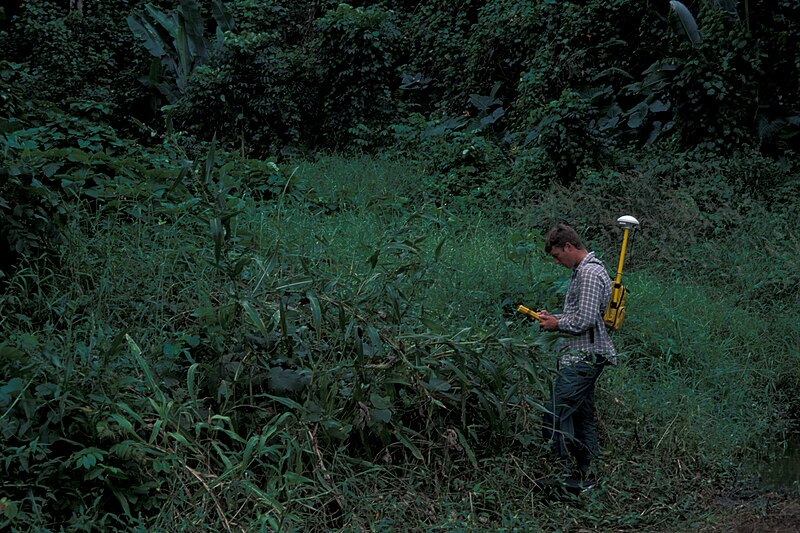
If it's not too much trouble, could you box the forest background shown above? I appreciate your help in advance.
[1,0,799,531]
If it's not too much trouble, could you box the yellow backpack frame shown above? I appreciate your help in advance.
[603,215,639,331]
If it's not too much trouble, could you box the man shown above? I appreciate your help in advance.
[537,223,616,481]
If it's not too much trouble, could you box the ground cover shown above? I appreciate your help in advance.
[2,152,797,531]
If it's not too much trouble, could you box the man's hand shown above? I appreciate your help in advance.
[537,310,559,332]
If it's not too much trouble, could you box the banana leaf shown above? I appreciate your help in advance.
[669,1,702,46]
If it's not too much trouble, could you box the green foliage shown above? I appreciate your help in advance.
[515,88,613,182]
[389,0,799,167]
[386,87,525,211]
[0,97,128,276]
[0,333,157,527]
[4,0,800,163]
[1,141,798,529]
[128,0,233,104]
[313,3,403,148]
[0,90,306,278]
[0,146,557,529]
[607,271,782,477]
[3,0,800,529]
[669,0,702,46]
[393,0,482,112]
[409,128,511,209]
[623,1,766,151]
[175,30,318,154]
[0,0,149,121]
[0,62,36,131]
[171,1,405,153]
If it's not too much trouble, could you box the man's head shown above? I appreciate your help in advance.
[544,223,587,269]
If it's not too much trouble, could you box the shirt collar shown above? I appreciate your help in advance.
[574,251,595,270]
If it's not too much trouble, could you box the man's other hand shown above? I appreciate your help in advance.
[537,310,559,332]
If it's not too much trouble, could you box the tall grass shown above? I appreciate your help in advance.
[1,153,797,530]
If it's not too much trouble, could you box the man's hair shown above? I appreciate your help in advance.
[544,223,586,253]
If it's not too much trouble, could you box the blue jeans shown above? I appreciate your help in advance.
[542,358,605,471]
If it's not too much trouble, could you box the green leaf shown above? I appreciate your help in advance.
[434,237,447,262]
[168,431,191,446]
[177,0,208,69]
[669,1,702,46]
[150,418,164,444]
[203,133,217,185]
[240,299,270,337]
[420,316,444,334]
[242,480,285,513]
[395,428,423,460]
[66,149,90,163]
[369,407,392,425]
[145,4,178,38]
[42,162,61,177]
[110,487,132,517]
[187,363,200,402]
[440,359,470,384]
[210,217,224,266]
[423,375,451,393]
[211,0,234,32]
[370,392,392,410]
[649,100,671,113]
[469,93,501,111]
[0,377,24,399]
[162,341,181,357]
[116,402,145,425]
[126,334,165,404]
[109,414,136,437]
[268,367,310,393]
[127,15,167,57]
[307,290,322,336]
[454,428,478,467]
[275,277,313,291]
[212,441,234,472]
[368,248,380,270]
[265,394,303,411]
[365,326,384,357]
[627,102,648,129]
[0,497,19,519]
[242,433,265,465]
[72,447,106,469]
[102,330,130,365]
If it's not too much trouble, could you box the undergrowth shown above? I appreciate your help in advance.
[1,150,797,531]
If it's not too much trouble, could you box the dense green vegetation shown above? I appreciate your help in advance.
[1,0,799,530]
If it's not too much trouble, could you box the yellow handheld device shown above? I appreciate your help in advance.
[517,305,543,321]
[603,215,639,331]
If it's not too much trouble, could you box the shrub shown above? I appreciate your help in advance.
[312,3,403,148]
[0,0,150,127]
[176,32,319,155]
[514,88,614,183]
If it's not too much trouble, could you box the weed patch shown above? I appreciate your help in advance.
[1,152,796,530]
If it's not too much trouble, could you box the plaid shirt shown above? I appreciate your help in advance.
[555,252,617,366]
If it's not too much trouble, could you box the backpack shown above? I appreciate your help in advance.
[603,282,628,331]
[603,215,639,331]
